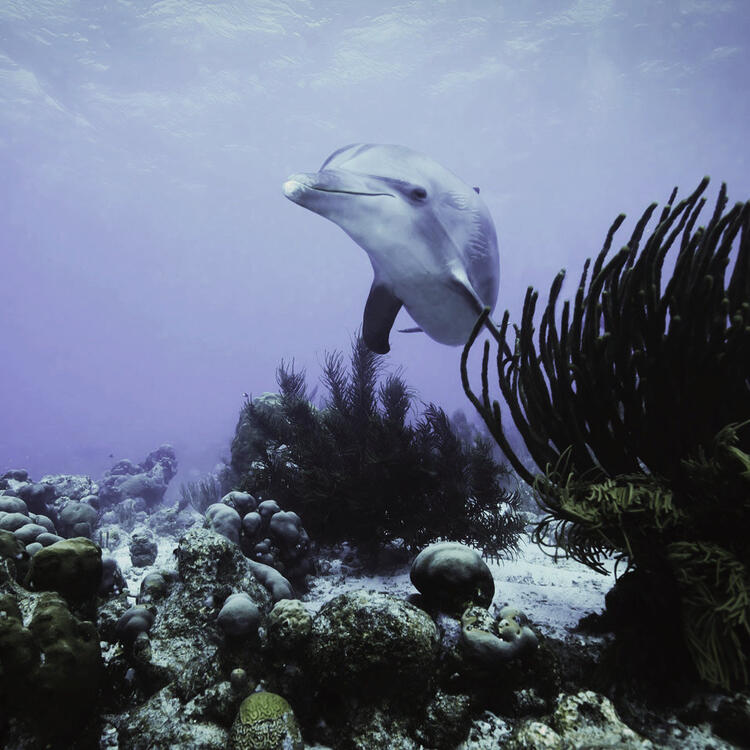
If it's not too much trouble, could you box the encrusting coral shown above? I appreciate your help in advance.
[461,178,750,689]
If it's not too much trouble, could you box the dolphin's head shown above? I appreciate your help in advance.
[283,144,500,349]
[284,145,434,257]
[283,144,498,307]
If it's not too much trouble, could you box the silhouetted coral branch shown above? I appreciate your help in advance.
[461,178,750,688]
[463,177,749,484]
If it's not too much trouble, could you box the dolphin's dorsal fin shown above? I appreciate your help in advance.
[473,186,480,194]
[363,281,403,354]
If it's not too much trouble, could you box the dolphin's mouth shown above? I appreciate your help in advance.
[310,187,392,197]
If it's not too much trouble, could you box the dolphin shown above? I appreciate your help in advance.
[282,143,499,354]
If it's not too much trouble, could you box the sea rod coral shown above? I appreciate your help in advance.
[461,178,750,689]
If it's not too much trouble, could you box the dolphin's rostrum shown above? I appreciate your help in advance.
[283,144,499,354]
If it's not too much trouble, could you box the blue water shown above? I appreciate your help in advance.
[1,0,748,488]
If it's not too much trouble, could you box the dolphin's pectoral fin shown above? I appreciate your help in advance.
[398,326,423,333]
[363,282,403,354]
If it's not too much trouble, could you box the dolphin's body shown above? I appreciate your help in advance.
[282,143,499,353]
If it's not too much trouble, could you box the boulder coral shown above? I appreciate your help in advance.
[205,502,242,545]
[116,605,156,645]
[266,598,312,653]
[58,500,98,538]
[410,541,495,613]
[0,576,101,743]
[308,590,439,704]
[217,592,262,638]
[26,536,102,604]
[205,491,312,592]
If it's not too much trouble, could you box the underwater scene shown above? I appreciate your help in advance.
[1,1,749,748]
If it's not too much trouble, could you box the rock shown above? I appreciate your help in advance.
[242,511,263,539]
[416,690,474,748]
[116,684,228,750]
[174,528,271,602]
[508,690,654,749]
[149,503,201,538]
[411,542,495,613]
[217,592,262,638]
[230,668,250,693]
[2,468,29,482]
[553,690,653,747]
[339,706,420,750]
[30,513,56,533]
[129,527,158,567]
[712,694,750,747]
[143,528,270,700]
[240,504,312,590]
[26,537,102,603]
[269,511,306,555]
[229,692,303,750]
[184,679,244,729]
[25,541,43,556]
[257,499,281,520]
[457,711,512,748]
[460,605,539,665]
[308,590,439,704]
[508,720,563,750]
[99,444,177,510]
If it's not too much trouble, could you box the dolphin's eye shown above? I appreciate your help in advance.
[411,187,427,201]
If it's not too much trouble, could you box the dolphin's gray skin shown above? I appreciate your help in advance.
[282,144,499,354]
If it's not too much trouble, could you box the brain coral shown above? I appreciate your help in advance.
[229,692,303,750]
